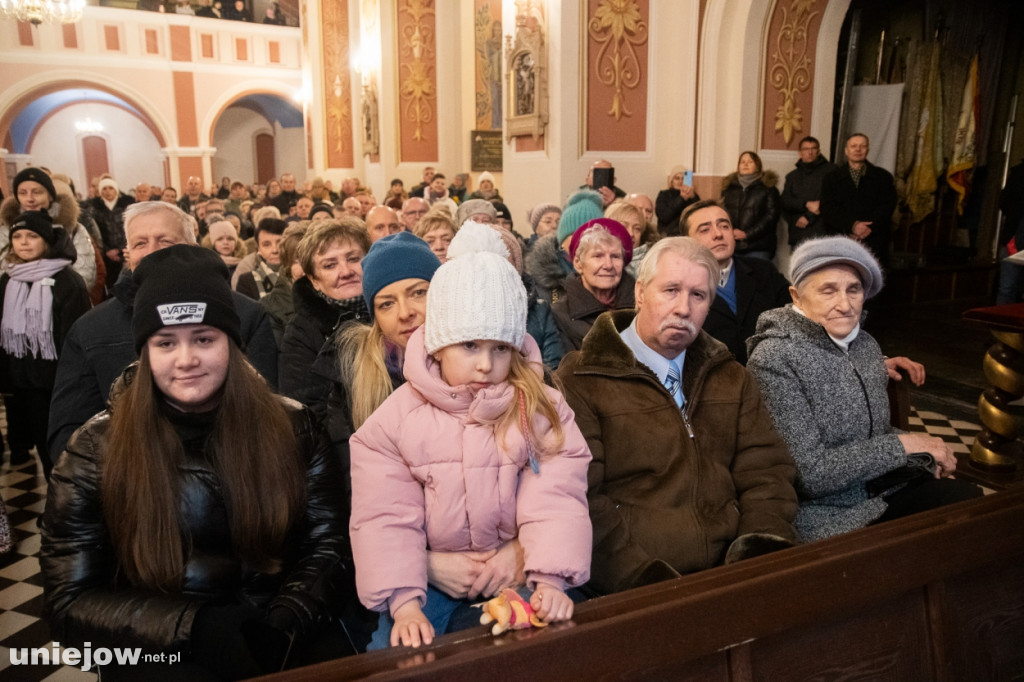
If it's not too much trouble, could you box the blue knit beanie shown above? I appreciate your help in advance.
[361,231,441,317]
[557,189,604,245]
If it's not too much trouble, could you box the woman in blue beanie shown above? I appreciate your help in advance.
[321,231,442,650]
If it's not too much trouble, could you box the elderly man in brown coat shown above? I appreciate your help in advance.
[556,237,798,595]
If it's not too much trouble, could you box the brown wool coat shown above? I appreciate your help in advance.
[556,310,797,594]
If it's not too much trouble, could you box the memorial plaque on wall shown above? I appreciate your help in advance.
[471,130,503,172]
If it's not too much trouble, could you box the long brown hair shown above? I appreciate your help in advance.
[102,343,306,591]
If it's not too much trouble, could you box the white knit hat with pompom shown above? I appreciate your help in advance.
[424,221,527,353]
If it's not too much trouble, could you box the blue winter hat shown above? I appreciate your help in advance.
[361,231,442,317]
[557,189,604,245]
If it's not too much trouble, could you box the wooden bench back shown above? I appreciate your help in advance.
[261,487,1024,680]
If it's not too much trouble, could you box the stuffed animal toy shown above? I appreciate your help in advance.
[476,589,548,636]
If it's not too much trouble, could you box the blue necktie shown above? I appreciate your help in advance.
[665,362,683,409]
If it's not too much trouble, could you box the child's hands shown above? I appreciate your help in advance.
[391,600,434,648]
[529,584,573,623]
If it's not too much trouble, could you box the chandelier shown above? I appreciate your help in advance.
[0,0,85,24]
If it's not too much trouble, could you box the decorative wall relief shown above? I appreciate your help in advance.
[321,0,353,167]
[585,0,648,151]
[505,0,547,142]
[588,0,647,120]
[474,1,502,130]
[396,0,438,161]
[762,0,823,149]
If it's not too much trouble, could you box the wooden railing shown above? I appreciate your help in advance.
[260,486,1024,681]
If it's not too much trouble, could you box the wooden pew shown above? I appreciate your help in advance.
[262,488,1024,681]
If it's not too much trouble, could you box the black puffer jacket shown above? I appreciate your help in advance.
[85,194,134,251]
[655,188,702,236]
[279,277,369,420]
[40,373,354,656]
[780,156,835,246]
[721,172,781,257]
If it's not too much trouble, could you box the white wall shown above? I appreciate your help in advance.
[28,102,164,193]
[275,123,306,180]
[212,107,269,185]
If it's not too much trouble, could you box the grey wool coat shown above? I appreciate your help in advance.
[746,305,905,542]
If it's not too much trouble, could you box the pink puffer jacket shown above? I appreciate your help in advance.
[350,327,592,616]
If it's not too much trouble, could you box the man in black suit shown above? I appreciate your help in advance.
[820,133,898,265]
[681,200,790,364]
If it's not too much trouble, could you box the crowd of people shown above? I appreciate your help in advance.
[139,0,289,25]
[0,134,984,676]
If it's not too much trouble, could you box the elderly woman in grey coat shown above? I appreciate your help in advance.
[746,237,980,543]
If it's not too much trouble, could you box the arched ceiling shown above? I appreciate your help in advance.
[9,88,142,154]
[229,94,303,129]
[7,89,303,154]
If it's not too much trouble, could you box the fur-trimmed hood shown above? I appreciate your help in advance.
[1,190,80,232]
[722,170,779,191]
[524,234,575,302]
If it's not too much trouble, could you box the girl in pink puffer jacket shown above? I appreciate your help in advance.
[350,223,592,650]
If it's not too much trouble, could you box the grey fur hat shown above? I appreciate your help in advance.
[789,236,884,299]
[455,198,497,226]
[527,203,561,235]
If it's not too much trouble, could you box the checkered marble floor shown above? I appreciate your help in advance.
[0,408,991,681]
[907,410,983,457]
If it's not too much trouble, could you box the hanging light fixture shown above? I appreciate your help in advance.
[0,0,86,25]
[74,117,103,133]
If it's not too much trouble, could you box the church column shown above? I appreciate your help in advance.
[303,0,355,183]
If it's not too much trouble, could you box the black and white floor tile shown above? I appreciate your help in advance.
[0,408,993,681]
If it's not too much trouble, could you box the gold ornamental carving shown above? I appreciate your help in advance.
[322,0,352,161]
[398,0,436,142]
[769,0,819,144]
[587,0,648,121]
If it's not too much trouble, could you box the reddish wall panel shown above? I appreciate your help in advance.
[17,21,34,46]
[320,0,354,167]
[170,25,191,61]
[395,0,438,162]
[761,0,824,150]
[104,25,120,52]
[62,24,78,49]
[201,34,214,59]
[585,0,649,152]
[172,71,199,147]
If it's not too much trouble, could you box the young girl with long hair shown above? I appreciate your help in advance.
[201,218,247,276]
[1,211,90,475]
[350,223,592,649]
[41,245,357,680]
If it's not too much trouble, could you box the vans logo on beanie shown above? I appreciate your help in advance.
[157,302,207,325]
